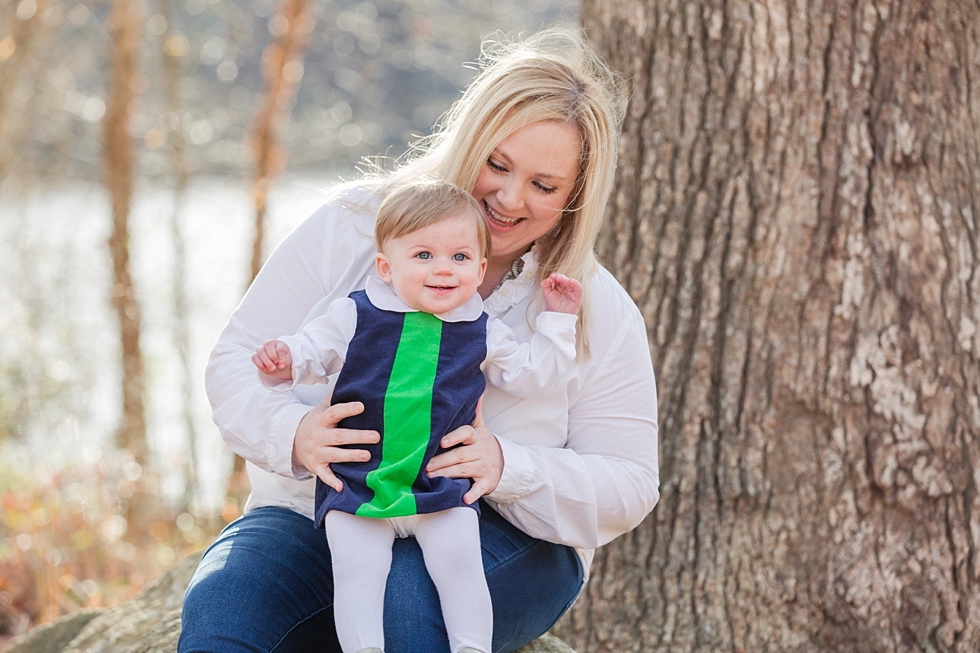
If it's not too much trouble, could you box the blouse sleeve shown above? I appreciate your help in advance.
[482,312,577,397]
[205,190,376,480]
[485,281,660,550]
[258,298,357,391]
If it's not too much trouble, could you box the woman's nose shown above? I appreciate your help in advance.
[496,180,524,212]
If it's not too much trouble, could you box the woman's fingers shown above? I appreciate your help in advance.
[322,428,379,447]
[427,442,475,474]
[292,399,378,475]
[438,424,478,450]
[315,463,344,492]
[464,477,495,505]
[316,438,373,463]
[426,424,503,503]
[472,396,485,429]
[317,400,365,427]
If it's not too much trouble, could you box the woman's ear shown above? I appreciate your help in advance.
[376,252,393,282]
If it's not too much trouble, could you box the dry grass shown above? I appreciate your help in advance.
[0,451,239,645]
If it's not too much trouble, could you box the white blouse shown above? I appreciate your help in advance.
[205,185,660,580]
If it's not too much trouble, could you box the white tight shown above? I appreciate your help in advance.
[325,507,492,653]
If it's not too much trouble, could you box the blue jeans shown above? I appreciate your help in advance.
[178,504,582,653]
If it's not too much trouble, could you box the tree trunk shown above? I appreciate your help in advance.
[229,0,315,503]
[159,0,199,506]
[0,0,56,183]
[246,0,314,285]
[104,0,147,465]
[559,1,980,651]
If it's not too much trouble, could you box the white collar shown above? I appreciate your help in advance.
[364,276,485,323]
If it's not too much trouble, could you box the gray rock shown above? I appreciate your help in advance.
[512,634,577,653]
[2,610,104,653]
[4,552,576,653]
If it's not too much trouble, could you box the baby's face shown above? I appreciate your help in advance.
[376,215,487,315]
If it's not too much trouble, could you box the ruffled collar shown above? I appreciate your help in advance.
[364,276,484,323]
[482,248,539,318]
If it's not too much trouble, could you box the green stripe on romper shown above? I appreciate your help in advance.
[356,311,442,518]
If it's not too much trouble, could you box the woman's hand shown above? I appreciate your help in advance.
[292,398,379,492]
[425,400,503,505]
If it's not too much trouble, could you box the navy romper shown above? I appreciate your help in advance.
[313,290,486,529]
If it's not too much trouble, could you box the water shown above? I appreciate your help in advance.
[0,173,341,512]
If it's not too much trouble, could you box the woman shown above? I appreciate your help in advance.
[180,28,660,653]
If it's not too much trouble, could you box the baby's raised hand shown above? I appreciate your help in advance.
[541,273,583,315]
[252,339,294,381]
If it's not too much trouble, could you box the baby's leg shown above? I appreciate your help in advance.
[325,511,396,653]
[412,507,492,653]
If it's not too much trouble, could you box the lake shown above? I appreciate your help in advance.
[0,173,341,512]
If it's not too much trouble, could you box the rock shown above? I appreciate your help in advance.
[4,552,576,653]
[2,610,104,653]
[513,634,577,653]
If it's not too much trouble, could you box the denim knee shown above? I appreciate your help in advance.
[178,508,336,653]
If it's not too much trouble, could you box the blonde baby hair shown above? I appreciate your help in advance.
[375,179,491,261]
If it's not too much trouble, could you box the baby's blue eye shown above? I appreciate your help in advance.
[452,253,468,261]
[416,252,432,259]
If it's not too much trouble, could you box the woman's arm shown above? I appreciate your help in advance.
[488,305,659,549]
[204,190,378,479]
[428,274,660,550]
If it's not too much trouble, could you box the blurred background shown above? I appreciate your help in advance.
[0,0,577,641]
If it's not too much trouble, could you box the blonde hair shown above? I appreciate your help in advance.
[375,179,491,260]
[373,29,628,355]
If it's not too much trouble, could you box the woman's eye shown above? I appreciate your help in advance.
[534,181,558,194]
[452,253,468,262]
[416,252,432,259]
[487,158,506,172]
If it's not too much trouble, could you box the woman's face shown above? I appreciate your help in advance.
[471,120,582,265]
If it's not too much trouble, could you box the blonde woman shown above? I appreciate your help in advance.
[180,28,660,653]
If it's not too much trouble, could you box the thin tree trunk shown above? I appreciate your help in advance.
[160,0,199,506]
[559,1,980,651]
[104,0,146,465]
[0,0,55,182]
[229,0,315,501]
[246,0,314,284]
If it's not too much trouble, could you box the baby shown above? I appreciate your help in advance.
[252,180,582,653]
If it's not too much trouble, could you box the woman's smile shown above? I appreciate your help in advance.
[482,201,524,228]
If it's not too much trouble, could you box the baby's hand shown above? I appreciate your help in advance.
[252,339,294,381]
[541,273,583,315]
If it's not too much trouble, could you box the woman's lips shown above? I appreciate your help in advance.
[483,201,523,228]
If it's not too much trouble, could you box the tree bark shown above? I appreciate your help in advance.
[246,0,314,285]
[0,0,56,183]
[559,1,980,651]
[159,0,199,506]
[230,0,315,502]
[104,0,147,465]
